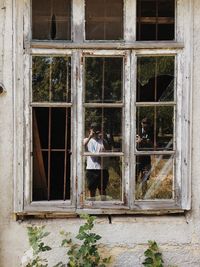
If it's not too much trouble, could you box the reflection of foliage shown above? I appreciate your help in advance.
[137,56,174,86]
[85,108,122,150]
[85,57,122,103]
[32,56,71,102]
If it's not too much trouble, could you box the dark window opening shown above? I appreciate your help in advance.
[85,0,123,40]
[137,0,175,41]
[33,107,71,201]
[32,0,71,40]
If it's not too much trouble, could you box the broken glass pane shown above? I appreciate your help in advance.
[137,56,175,102]
[33,107,71,201]
[32,0,71,40]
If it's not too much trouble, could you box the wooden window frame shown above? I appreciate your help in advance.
[13,0,193,216]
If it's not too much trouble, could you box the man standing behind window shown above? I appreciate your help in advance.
[84,123,109,198]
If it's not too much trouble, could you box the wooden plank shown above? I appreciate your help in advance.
[180,0,193,210]
[84,103,124,108]
[32,110,48,200]
[137,17,174,24]
[31,102,72,107]
[136,102,176,106]
[30,41,184,50]
[13,0,25,212]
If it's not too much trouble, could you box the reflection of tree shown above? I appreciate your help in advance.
[137,56,174,86]
[85,108,122,151]
[85,57,122,103]
[32,56,71,102]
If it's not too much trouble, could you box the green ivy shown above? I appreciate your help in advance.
[143,240,164,267]
[60,214,111,267]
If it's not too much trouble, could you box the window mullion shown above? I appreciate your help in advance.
[71,51,78,207]
[130,51,137,209]
[124,0,136,42]
[72,0,84,42]
[124,51,131,207]
[76,50,84,209]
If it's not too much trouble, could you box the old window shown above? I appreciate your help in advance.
[14,0,192,214]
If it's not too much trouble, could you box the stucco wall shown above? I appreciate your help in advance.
[1,0,200,266]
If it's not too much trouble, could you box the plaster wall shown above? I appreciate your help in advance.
[0,0,200,266]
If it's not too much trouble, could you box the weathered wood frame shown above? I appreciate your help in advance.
[13,0,193,215]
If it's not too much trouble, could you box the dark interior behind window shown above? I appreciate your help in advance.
[137,0,175,41]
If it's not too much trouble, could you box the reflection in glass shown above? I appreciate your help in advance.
[32,56,71,102]
[85,108,122,152]
[84,157,122,201]
[137,0,175,41]
[85,0,123,40]
[137,56,175,102]
[32,0,71,40]
[135,155,173,200]
[85,57,123,103]
[136,106,174,151]
[33,107,71,201]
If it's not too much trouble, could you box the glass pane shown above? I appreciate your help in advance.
[84,157,123,201]
[137,56,175,102]
[84,108,122,152]
[137,0,175,41]
[32,0,71,40]
[135,154,173,200]
[85,0,123,40]
[32,56,71,102]
[33,107,71,201]
[136,106,174,151]
[85,57,123,103]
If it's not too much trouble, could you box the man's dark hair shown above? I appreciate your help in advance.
[90,122,101,132]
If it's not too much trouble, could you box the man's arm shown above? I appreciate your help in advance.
[83,129,94,146]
